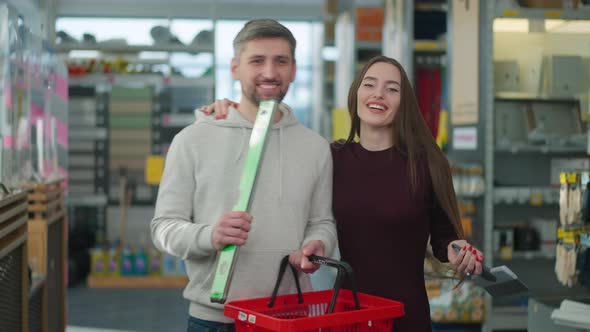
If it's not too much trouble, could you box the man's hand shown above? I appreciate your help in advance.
[211,211,252,251]
[289,240,325,274]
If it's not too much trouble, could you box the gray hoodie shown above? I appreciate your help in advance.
[150,103,337,323]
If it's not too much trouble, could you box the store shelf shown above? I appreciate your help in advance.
[495,145,586,154]
[493,186,559,206]
[87,275,188,288]
[488,306,528,330]
[167,76,214,87]
[66,194,108,207]
[495,92,581,102]
[69,127,108,140]
[415,2,447,12]
[69,73,165,87]
[356,41,381,50]
[162,114,195,128]
[414,40,446,53]
[55,43,214,54]
[495,7,590,20]
[495,251,556,261]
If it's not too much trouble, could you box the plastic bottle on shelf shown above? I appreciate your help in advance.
[107,245,120,277]
[120,245,135,276]
[148,247,161,276]
[162,253,176,276]
[134,246,149,276]
[90,246,106,277]
[176,257,186,276]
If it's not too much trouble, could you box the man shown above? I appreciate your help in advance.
[150,19,337,332]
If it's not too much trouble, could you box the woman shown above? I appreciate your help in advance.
[201,55,483,332]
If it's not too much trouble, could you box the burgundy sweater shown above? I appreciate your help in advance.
[331,143,458,332]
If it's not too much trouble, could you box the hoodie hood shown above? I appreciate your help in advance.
[195,102,299,200]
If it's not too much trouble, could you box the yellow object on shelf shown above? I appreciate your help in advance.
[332,108,352,141]
[436,111,449,150]
[87,275,188,288]
[145,155,165,185]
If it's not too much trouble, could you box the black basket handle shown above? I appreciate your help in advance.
[268,255,304,308]
[268,255,360,313]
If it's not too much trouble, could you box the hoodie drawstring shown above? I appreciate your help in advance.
[235,127,247,163]
[279,126,284,201]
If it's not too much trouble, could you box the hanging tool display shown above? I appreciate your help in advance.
[556,172,590,287]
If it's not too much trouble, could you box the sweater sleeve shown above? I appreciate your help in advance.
[429,197,459,262]
[301,145,338,257]
[150,130,216,259]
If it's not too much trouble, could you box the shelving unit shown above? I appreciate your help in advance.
[479,2,590,331]
[108,84,155,205]
[55,43,213,54]
[155,76,214,155]
[25,179,67,332]
[0,191,29,332]
[68,85,110,242]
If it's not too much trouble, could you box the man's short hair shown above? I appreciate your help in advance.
[233,19,296,58]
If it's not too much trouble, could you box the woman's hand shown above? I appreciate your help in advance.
[199,98,238,119]
[447,239,484,277]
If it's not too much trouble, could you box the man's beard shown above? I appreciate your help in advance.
[244,85,287,106]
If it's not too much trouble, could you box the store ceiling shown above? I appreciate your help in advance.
[57,0,326,20]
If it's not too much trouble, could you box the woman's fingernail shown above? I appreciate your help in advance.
[223,114,228,119]
[468,246,473,251]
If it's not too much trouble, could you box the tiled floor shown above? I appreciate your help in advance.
[67,286,189,332]
[67,327,138,332]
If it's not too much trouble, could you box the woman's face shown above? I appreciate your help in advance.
[356,61,401,129]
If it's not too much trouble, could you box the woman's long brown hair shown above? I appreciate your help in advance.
[345,55,463,240]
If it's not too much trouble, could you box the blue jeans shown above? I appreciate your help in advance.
[187,316,235,332]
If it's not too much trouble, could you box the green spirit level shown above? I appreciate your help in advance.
[210,100,278,304]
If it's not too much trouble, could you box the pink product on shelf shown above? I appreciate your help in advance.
[4,82,11,107]
[56,118,68,148]
[50,72,68,102]
[3,135,13,148]
[163,144,171,155]
[31,103,44,121]
[15,78,25,90]
[162,114,171,125]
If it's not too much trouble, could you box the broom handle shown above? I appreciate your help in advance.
[119,168,128,249]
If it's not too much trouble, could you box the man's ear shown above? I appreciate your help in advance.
[231,57,239,80]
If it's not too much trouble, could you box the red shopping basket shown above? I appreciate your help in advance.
[224,255,404,331]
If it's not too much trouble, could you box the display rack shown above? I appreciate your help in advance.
[0,191,30,332]
[25,179,67,332]
[478,2,590,331]
[55,43,213,54]
[155,76,214,155]
[68,84,109,243]
[108,84,155,205]
[28,274,47,332]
